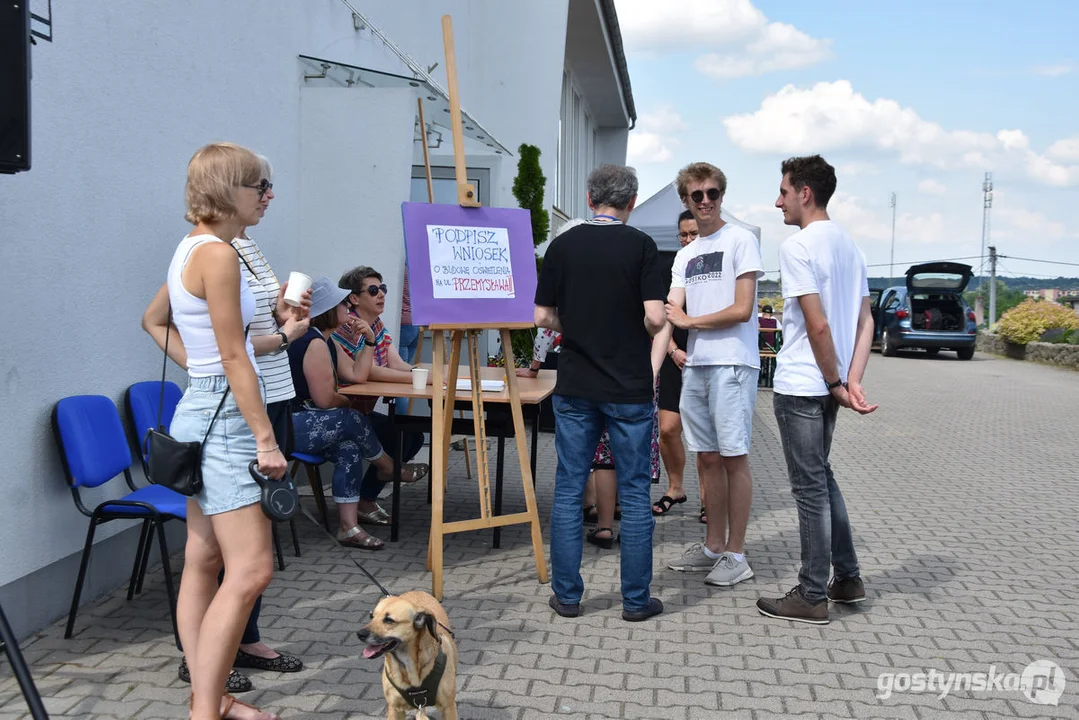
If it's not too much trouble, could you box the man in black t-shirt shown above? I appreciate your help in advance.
[534,164,667,622]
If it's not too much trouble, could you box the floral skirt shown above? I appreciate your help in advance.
[591,387,660,481]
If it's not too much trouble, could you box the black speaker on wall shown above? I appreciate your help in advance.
[1,0,31,174]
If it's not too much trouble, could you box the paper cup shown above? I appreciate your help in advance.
[411,367,429,390]
[283,272,312,307]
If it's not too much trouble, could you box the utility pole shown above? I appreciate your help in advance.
[889,192,897,283]
[988,245,997,327]
[979,172,993,295]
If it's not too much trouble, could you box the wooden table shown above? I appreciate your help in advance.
[338,366,556,543]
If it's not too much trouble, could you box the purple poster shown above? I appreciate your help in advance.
[402,202,537,326]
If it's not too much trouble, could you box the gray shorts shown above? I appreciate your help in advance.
[170,375,266,516]
[680,365,759,456]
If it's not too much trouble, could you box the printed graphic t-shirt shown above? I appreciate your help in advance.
[774,220,869,396]
[671,223,764,368]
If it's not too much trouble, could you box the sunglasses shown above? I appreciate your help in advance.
[678,229,700,240]
[689,187,722,204]
[242,179,273,199]
[359,283,388,297]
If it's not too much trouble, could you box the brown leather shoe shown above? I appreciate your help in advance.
[827,576,866,604]
[756,586,829,625]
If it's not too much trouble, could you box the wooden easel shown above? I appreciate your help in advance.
[423,15,548,599]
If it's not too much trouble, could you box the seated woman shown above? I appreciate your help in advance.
[331,266,428,503]
[287,276,422,549]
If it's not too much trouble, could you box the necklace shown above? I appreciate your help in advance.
[593,214,620,222]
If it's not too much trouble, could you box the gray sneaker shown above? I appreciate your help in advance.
[705,552,754,586]
[667,543,718,572]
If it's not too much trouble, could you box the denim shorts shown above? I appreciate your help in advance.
[681,364,759,456]
[170,375,266,516]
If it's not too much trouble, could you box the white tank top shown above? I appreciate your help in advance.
[167,234,258,378]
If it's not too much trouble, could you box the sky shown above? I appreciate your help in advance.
[613,0,1079,282]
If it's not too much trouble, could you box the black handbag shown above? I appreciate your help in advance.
[143,317,233,496]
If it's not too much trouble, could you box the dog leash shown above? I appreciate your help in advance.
[295,505,394,597]
[293,503,455,639]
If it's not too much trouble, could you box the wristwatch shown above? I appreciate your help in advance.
[825,378,845,390]
[270,330,290,355]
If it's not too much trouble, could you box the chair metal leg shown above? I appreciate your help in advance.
[289,517,301,557]
[65,518,99,639]
[307,463,331,531]
[127,520,151,601]
[154,519,181,649]
[135,523,155,595]
[272,524,285,571]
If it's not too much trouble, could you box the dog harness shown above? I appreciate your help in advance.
[385,648,447,711]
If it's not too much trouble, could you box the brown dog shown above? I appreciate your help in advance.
[358,591,458,720]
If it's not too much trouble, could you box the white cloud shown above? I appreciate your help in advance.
[615,0,831,79]
[1046,137,1079,163]
[627,106,687,164]
[837,161,879,177]
[723,80,1079,187]
[1031,63,1073,77]
[917,179,948,196]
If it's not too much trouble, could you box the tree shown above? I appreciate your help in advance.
[511,144,550,256]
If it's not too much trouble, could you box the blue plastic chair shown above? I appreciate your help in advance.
[125,381,301,572]
[52,395,184,644]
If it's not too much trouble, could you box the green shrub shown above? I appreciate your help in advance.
[996,299,1079,345]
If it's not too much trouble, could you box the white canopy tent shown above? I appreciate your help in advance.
[628,181,761,252]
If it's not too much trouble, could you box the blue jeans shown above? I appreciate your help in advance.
[550,394,655,612]
[291,407,386,503]
[773,393,860,602]
[397,324,420,363]
[395,324,421,411]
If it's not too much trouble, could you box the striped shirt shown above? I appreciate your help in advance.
[232,236,296,404]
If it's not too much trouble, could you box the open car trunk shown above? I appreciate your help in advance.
[909,293,965,331]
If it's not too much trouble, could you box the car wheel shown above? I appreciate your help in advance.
[881,329,897,357]
[925,348,940,356]
[957,347,975,360]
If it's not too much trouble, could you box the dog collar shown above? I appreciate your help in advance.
[385,648,447,710]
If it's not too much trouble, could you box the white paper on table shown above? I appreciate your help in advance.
[450,378,506,393]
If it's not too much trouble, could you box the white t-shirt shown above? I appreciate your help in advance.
[671,223,764,368]
[774,220,869,396]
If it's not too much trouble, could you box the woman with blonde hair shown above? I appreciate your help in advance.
[160,142,283,720]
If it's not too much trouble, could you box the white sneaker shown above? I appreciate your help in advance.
[705,552,754,586]
[667,543,719,572]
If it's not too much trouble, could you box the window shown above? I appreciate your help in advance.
[556,70,599,221]
[410,166,490,206]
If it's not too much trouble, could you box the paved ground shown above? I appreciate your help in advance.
[1,350,1077,719]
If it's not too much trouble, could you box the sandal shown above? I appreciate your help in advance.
[401,463,429,484]
[699,506,707,524]
[586,527,615,550]
[356,505,391,526]
[234,648,303,673]
[178,656,252,693]
[221,692,280,720]
[652,495,687,516]
[337,525,385,550]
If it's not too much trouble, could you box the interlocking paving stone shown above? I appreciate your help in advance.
[1,353,1078,718]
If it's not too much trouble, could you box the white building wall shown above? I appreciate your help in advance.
[0,0,576,638]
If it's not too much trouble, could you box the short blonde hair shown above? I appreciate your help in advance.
[184,142,262,224]
[675,162,727,201]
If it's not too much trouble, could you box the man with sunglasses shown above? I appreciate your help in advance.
[662,162,764,589]
[330,265,429,521]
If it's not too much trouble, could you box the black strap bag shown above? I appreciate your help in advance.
[143,320,236,496]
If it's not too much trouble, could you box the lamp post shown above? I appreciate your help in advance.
[889,192,897,284]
